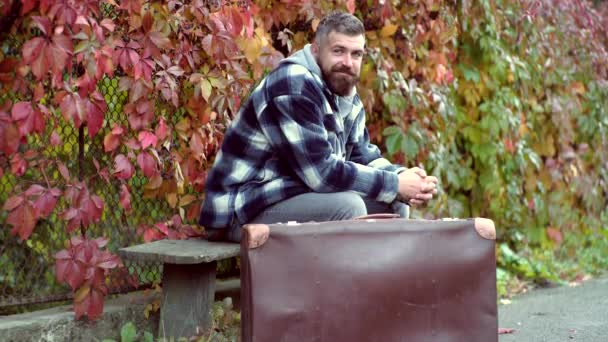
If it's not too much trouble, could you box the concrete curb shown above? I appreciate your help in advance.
[0,278,241,342]
[0,291,159,342]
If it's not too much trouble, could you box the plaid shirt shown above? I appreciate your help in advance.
[198,61,405,229]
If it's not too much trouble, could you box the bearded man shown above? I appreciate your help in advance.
[199,11,438,242]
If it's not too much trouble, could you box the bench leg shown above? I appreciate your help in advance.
[158,261,217,338]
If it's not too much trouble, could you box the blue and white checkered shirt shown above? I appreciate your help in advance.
[199,47,405,230]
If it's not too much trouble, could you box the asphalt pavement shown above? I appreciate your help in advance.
[498,276,608,341]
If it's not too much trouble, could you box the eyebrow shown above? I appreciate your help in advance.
[330,44,365,54]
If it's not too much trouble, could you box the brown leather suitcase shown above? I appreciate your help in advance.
[240,217,497,342]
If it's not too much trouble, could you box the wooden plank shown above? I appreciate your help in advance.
[118,239,240,264]
[159,262,216,338]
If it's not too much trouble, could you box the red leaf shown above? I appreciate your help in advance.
[55,249,85,290]
[498,328,516,334]
[0,110,20,155]
[103,124,124,152]
[546,227,563,244]
[60,92,86,127]
[7,200,39,240]
[51,131,62,146]
[190,131,206,163]
[138,130,157,149]
[113,154,134,179]
[48,2,78,26]
[94,45,115,78]
[142,11,153,32]
[346,0,356,14]
[96,251,121,269]
[126,100,154,130]
[120,0,142,15]
[33,106,46,133]
[86,92,107,137]
[57,161,70,181]
[21,0,38,15]
[25,184,45,196]
[143,228,164,242]
[35,187,61,217]
[119,184,132,212]
[62,183,104,231]
[10,153,27,176]
[32,83,45,101]
[74,284,106,320]
[11,101,35,137]
[100,19,115,32]
[156,118,169,141]
[137,151,157,178]
[76,72,97,97]
[3,195,24,211]
[92,237,109,249]
[155,223,169,235]
[148,31,172,49]
[31,16,52,36]
[22,37,48,79]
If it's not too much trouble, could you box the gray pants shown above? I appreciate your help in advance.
[224,192,409,242]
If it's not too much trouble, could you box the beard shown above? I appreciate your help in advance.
[321,64,360,96]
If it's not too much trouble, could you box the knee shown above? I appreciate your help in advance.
[333,192,367,220]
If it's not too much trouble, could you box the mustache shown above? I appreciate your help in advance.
[331,65,356,76]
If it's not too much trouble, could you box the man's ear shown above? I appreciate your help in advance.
[311,41,319,57]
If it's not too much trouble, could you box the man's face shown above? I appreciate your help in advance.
[312,31,365,96]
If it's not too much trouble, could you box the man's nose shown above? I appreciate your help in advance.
[341,53,354,68]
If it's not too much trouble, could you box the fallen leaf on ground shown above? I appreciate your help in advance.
[498,328,516,334]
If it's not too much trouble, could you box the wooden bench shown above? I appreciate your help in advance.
[118,239,240,338]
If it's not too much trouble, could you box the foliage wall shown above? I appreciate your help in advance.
[1,0,607,318]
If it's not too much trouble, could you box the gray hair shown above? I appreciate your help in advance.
[314,11,365,45]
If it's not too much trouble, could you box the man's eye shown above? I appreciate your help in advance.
[352,52,363,58]
[333,49,344,55]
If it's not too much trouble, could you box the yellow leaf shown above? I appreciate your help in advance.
[380,23,398,38]
[145,175,163,190]
[199,78,212,102]
[571,81,586,95]
[311,18,321,32]
[74,284,90,303]
[237,37,263,64]
[175,117,191,141]
[380,37,396,53]
[179,194,197,207]
[166,192,177,209]
[292,32,307,50]
[174,161,185,194]
[519,123,529,137]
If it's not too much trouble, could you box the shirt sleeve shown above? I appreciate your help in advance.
[258,94,399,203]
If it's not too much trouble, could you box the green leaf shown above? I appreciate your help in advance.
[385,131,402,156]
[74,41,90,54]
[527,151,542,170]
[459,64,480,83]
[382,125,400,136]
[143,331,154,342]
[401,134,419,160]
[121,322,137,342]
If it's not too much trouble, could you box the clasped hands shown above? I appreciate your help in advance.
[397,167,438,206]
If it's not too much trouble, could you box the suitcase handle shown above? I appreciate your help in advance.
[353,213,400,220]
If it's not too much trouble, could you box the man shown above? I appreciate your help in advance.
[199,11,438,242]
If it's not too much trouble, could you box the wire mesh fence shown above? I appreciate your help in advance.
[0,76,171,315]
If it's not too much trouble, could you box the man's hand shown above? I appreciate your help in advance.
[397,167,438,206]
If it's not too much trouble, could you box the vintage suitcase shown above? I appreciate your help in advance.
[240,217,497,342]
